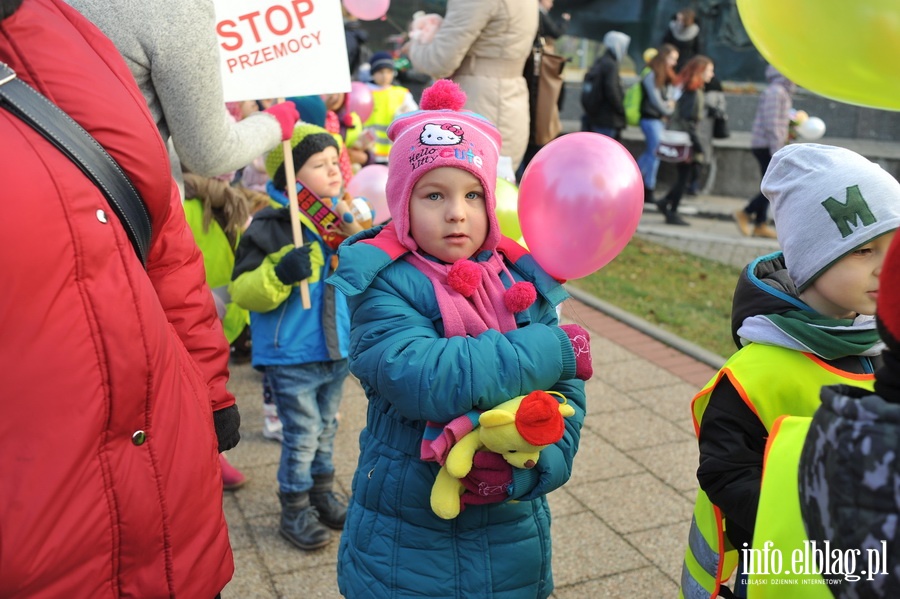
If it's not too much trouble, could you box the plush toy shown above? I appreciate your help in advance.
[429,390,575,520]
[409,11,443,45]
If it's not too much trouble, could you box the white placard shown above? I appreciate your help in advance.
[213,0,351,102]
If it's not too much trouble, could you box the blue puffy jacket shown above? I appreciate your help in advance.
[328,225,586,599]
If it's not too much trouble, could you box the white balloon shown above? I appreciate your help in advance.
[795,116,826,140]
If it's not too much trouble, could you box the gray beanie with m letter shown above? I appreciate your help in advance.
[762,143,900,290]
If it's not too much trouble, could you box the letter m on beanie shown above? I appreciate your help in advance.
[821,185,877,238]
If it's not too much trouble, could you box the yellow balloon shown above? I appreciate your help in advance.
[495,177,522,240]
[736,0,900,110]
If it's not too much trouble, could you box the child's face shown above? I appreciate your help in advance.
[373,68,395,87]
[409,167,489,263]
[322,93,345,111]
[800,231,896,319]
[295,146,342,199]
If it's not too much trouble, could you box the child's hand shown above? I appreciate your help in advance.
[560,324,593,380]
[274,244,312,285]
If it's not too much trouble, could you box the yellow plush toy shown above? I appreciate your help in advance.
[430,390,575,520]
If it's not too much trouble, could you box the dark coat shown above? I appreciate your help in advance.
[583,50,625,130]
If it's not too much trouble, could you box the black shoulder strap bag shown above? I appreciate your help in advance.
[0,61,152,266]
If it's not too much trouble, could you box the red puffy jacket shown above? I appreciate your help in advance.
[0,0,234,596]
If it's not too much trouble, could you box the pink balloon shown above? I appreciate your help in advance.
[346,81,374,123]
[518,133,643,280]
[346,164,390,224]
[342,0,390,21]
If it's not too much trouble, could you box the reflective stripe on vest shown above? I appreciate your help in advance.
[747,416,831,598]
[680,343,875,598]
[364,86,410,159]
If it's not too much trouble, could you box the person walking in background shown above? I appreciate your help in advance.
[1,0,240,595]
[364,51,418,164]
[231,124,355,551]
[67,0,300,196]
[580,31,631,141]
[406,0,539,172]
[636,43,678,203]
[662,7,701,72]
[656,55,716,225]
[330,79,589,599]
[681,144,900,597]
[734,65,796,239]
[538,0,570,52]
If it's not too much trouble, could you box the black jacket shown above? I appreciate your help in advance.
[583,50,625,129]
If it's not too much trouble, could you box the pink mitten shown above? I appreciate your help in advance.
[560,324,593,380]
[264,102,300,141]
[458,451,513,510]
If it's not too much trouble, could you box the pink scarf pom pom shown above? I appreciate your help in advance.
[447,260,482,297]
[504,281,536,313]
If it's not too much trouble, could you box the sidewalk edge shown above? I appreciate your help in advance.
[564,285,727,370]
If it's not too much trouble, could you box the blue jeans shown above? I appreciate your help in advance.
[637,118,665,189]
[591,126,620,140]
[266,360,350,493]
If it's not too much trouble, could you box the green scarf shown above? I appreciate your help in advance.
[740,311,882,360]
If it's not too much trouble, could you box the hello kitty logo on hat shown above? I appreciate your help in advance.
[419,123,464,146]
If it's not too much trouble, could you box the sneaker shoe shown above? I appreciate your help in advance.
[263,403,283,442]
[753,223,778,239]
[733,210,752,236]
[220,454,247,491]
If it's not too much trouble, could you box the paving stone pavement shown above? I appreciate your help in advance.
[218,290,723,599]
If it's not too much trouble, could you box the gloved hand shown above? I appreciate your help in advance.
[560,323,593,380]
[213,404,241,453]
[264,102,300,141]
[458,451,513,511]
[274,244,313,286]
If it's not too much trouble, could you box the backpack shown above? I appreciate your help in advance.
[580,58,605,117]
[623,67,649,127]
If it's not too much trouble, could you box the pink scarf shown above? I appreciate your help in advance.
[406,251,522,338]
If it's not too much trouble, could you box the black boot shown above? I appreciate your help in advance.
[310,473,348,530]
[278,491,332,550]
[644,186,656,203]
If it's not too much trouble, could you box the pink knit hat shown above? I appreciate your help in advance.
[386,80,503,253]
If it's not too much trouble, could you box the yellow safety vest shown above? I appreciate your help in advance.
[364,85,410,161]
[183,198,249,344]
[747,415,832,597]
[679,343,875,599]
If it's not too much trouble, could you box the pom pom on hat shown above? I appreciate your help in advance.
[515,391,567,447]
[420,79,467,111]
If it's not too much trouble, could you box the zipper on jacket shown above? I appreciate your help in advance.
[272,293,292,348]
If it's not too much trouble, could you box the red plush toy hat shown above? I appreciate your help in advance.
[878,232,900,352]
[515,391,567,447]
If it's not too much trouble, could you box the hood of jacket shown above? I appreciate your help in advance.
[730,252,805,348]
[602,31,631,62]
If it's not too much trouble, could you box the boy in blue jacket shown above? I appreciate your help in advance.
[328,80,591,599]
[231,123,354,551]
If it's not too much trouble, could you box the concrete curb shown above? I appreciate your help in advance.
[564,284,727,370]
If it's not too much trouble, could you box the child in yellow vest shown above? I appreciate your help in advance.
[680,144,900,599]
[363,51,418,164]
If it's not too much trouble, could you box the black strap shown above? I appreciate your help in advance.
[0,61,151,266]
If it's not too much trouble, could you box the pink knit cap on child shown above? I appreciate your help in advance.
[385,80,503,253]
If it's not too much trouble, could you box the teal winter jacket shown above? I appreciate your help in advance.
[328,224,586,599]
